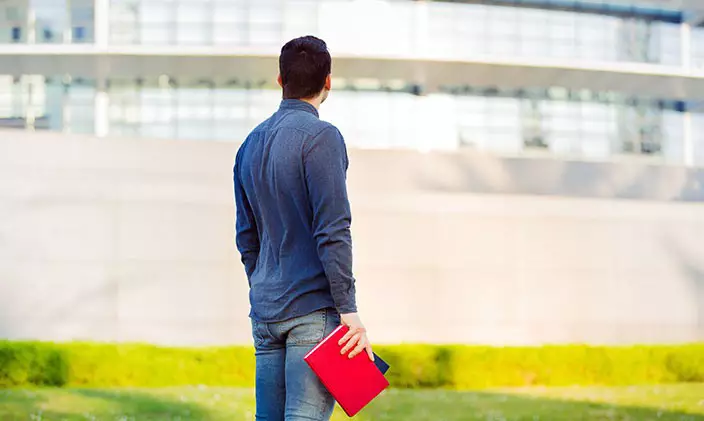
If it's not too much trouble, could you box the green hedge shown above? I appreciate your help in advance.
[375,344,704,389]
[1,341,703,389]
[0,342,68,387]
[62,342,254,388]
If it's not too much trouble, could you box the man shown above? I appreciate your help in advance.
[233,36,373,421]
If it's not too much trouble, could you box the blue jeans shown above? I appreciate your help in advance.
[252,308,341,421]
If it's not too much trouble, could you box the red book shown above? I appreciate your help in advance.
[304,325,390,417]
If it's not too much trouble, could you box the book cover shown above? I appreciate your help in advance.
[304,325,390,417]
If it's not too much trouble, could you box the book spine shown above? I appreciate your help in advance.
[303,325,345,359]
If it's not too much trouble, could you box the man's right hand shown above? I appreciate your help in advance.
[338,313,374,362]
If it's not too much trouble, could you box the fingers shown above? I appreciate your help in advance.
[338,325,366,346]
[337,322,374,361]
[348,338,366,359]
[340,332,361,355]
[337,329,356,347]
[348,335,372,359]
[366,344,375,362]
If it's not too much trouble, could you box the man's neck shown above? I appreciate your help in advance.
[300,97,322,111]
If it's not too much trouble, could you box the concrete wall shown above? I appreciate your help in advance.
[1,129,703,346]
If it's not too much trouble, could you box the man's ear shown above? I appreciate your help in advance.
[277,74,284,89]
[325,74,332,91]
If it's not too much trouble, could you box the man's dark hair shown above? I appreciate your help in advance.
[279,36,331,99]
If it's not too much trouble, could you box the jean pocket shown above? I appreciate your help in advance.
[287,309,328,346]
[251,320,269,348]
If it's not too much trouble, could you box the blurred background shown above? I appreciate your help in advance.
[1,0,704,420]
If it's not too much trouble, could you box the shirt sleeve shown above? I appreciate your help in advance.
[234,143,260,283]
[303,126,358,314]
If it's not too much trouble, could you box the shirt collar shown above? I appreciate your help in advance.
[279,99,319,118]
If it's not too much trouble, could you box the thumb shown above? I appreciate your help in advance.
[367,345,375,362]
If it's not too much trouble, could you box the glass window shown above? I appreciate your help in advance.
[457,96,489,149]
[428,3,458,58]
[27,0,54,42]
[520,9,548,39]
[64,78,95,134]
[521,98,547,150]
[356,91,392,149]
[456,4,488,57]
[247,88,279,127]
[42,77,65,131]
[694,113,704,167]
[25,0,93,44]
[17,75,48,131]
[518,9,549,58]
[579,102,613,160]
[320,90,355,145]
[214,85,249,141]
[656,22,681,66]
[547,12,579,59]
[140,1,176,45]
[71,6,93,22]
[282,0,319,44]
[6,7,20,20]
[108,78,142,136]
[693,28,704,69]
[213,0,247,46]
[0,4,25,43]
[619,18,656,63]
[109,0,140,44]
[543,100,581,155]
[8,69,686,165]
[213,85,248,141]
[32,0,69,43]
[615,100,665,156]
[374,1,414,56]
[141,88,175,123]
[320,0,412,57]
[94,0,689,65]
[0,76,22,129]
[176,80,214,140]
[486,96,522,154]
[579,14,619,62]
[660,110,684,164]
[486,6,519,56]
[446,85,679,161]
[70,2,95,43]
[176,1,212,45]
[388,93,418,149]
[139,81,177,138]
[248,0,283,47]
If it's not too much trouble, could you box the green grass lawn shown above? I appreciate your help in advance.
[0,384,703,421]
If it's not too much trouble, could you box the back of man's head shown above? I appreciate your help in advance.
[279,36,331,100]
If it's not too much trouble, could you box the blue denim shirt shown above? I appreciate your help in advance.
[234,99,357,322]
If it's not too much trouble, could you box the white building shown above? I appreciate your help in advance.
[1,0,704,164]
[1,0,704,346]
